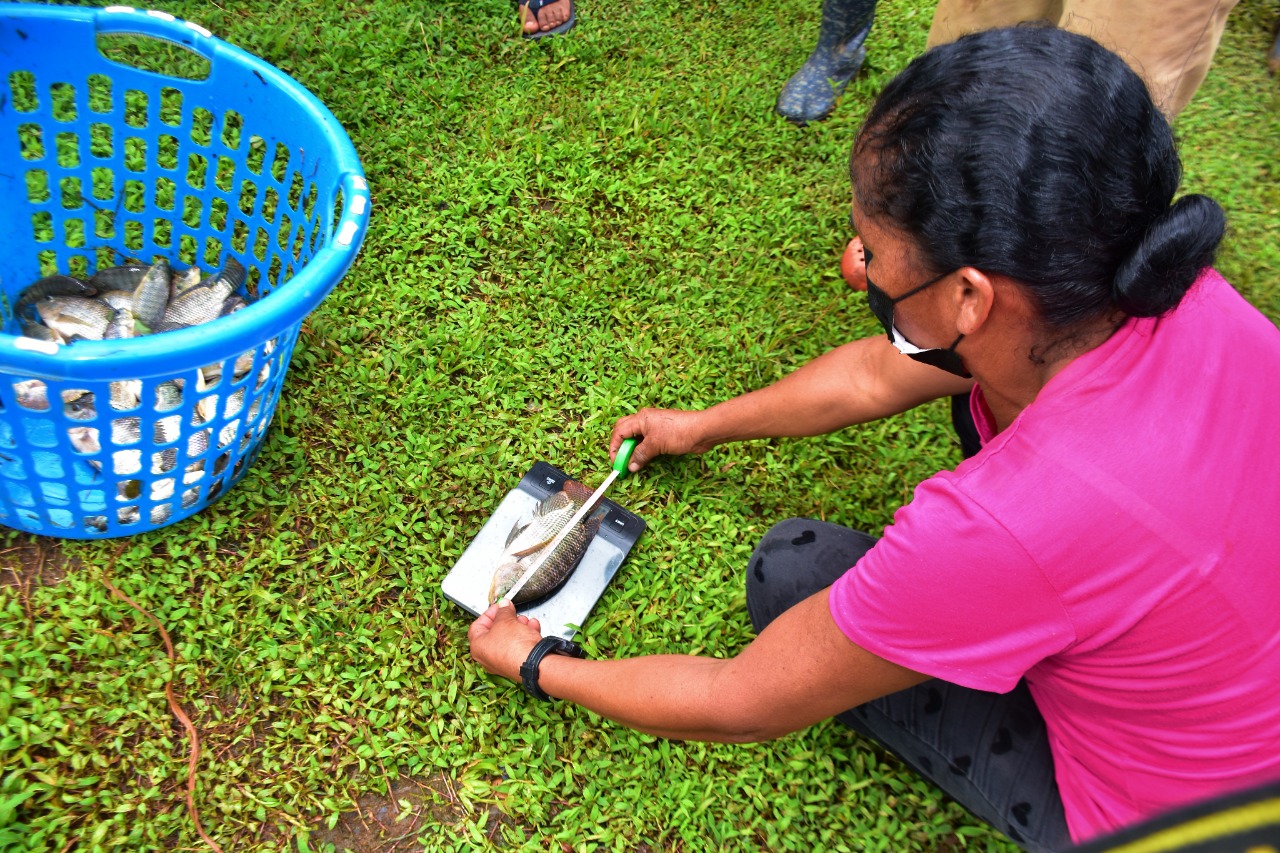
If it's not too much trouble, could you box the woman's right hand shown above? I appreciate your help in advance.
[610,408,715,472]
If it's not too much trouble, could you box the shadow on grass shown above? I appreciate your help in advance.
[0,535,76,596]
[302,773,515,852]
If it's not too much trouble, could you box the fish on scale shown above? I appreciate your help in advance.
[488,479,608,605]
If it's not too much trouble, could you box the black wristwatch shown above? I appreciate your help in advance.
[520,636,586,701]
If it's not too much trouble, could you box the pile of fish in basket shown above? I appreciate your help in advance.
[17,257,248,345]
[10,257,272,529]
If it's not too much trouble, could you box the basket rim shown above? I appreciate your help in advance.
[0,3,371,381]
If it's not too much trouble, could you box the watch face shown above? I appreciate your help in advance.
[552,638,583,657]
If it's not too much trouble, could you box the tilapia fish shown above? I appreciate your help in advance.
[35,296,113,341]
[15,275,97,314]
[13,257,252,344]
[488,480,605,605]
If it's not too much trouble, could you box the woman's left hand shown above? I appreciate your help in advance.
[469,600,543,681]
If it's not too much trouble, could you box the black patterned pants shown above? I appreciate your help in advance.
[744,398,1074,851]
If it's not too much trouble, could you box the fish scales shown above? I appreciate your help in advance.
[503,490,577,556]
[104,307,135,340]
[100,291,135,312]
[488,480,604,605]
[89,265,149,293]
[16,256,254,345]
[36,296,112,341]
[221,295,248,316]
[489,507,606,604]
[162,288,223,327]
[170,265,204,296]
[163,258,246,327]
[20,321,62,344]
[16,275,96,315]
[131,259,170,330]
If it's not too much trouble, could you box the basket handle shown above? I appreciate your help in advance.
[334,173,373,253]
[95,6,219,63]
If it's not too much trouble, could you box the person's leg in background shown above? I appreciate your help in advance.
[837,0,1050,290]
[775,0,879,125]
[926,0,1241,118]
[927,0,1057,48]
[519,0,576,39]
[1270,14,1280,75]
[1055,0,1240,118]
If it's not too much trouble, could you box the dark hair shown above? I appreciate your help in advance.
[853,25,1225,328]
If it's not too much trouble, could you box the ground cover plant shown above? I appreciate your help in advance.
[2,0,1277,850]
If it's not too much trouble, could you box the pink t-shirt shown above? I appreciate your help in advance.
[829,269,1280,842]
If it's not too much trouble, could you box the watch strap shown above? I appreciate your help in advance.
[520,636,585,701]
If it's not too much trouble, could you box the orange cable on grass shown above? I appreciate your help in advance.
[100,573,225,853]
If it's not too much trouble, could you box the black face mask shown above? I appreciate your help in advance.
[865,251,971,379]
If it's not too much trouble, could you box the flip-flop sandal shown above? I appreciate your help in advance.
[520,0,577,40]
[841,235,867,291]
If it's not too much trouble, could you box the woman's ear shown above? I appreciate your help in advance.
[954,267,996,335]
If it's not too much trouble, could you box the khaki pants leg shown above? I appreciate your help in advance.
[925,0,1240,117]
[1057,0,1239,117]
[927,0,1061,48]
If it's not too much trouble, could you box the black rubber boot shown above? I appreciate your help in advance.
[775,0,878,125]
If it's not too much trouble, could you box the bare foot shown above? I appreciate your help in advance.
[520,0,573,35]
[841,236,866,291]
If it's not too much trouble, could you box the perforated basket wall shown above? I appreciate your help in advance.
[0,5,370,538]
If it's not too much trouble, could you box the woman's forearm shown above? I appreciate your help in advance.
[514,592,927,744]
[536,653,767,742]
[693,337,972,446]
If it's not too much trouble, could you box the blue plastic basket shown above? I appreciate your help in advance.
[0,5,370,538]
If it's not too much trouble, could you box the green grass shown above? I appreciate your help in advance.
[2,1,1278,851]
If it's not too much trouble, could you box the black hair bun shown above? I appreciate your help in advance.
[1111,194,1226,317]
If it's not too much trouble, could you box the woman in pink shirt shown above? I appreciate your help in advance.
[469,25,1280,850]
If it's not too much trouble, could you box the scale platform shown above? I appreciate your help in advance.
[442,461,645,639]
